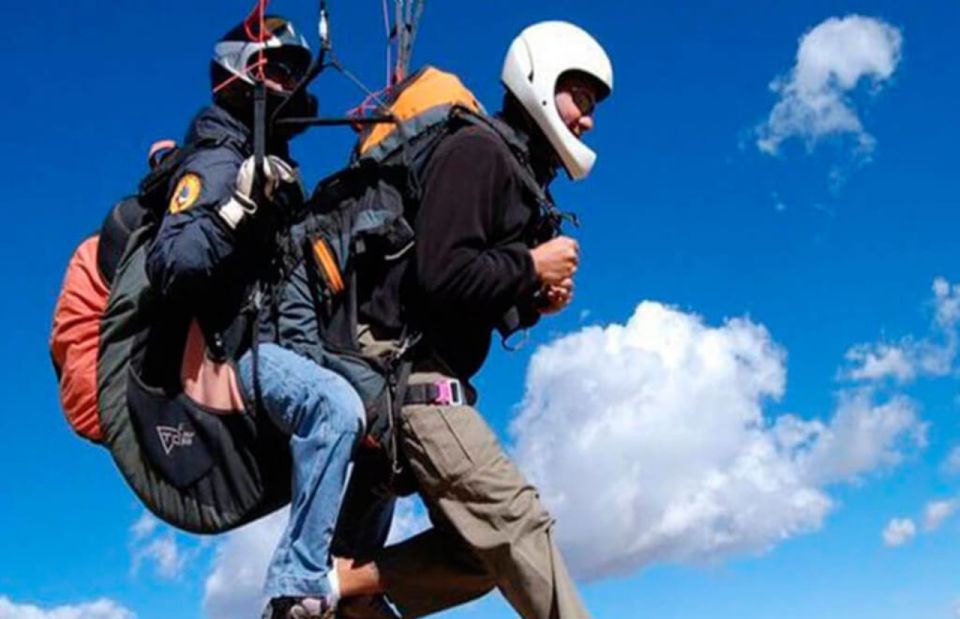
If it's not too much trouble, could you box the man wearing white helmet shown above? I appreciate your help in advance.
[331,20,612,619]
[501,20,613,180]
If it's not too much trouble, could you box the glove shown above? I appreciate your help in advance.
[237,155,297,203]
[218,155,297,229]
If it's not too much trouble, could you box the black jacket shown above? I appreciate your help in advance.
[409,116,553,379]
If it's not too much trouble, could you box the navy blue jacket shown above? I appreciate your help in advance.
[146,105,300,329]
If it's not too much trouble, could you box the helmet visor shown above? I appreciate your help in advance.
[259,47,312,92]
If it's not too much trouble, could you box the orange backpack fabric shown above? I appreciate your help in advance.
[356,66,483,160]
[50,235,109,443]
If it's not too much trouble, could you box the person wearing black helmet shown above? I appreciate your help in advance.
[146,16,365,619]
[147,15,318,303]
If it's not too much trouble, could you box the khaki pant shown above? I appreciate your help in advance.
[374,371,590,619]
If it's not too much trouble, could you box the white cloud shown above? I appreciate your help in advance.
[511,301,924,580]
[843,344,916,383]
[882,518,916,547]
[0,597,134,619]
[129,513,158,541]
[128,512,191,581]
[934,278,960,328]
[878,498,957,549]
[797,390,924,485]
[757,15,902,157]
[843,278,960,384]
[131,534,187,580]
[943,447,960,476]
[203,509,287,619]
[923,499,959,532]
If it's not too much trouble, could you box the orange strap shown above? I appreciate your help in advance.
[312,238,345,294]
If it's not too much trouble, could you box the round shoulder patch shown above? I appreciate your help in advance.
[169,173,203,214]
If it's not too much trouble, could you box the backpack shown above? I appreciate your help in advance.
[51,135,293,534]
[274,67,569,485]
[50,141,189,443]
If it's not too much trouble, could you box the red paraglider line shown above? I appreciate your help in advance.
[243,0,270,81]
[212,0,271,94]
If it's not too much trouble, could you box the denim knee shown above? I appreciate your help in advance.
[307,370,365,436]
[238,344,364,437]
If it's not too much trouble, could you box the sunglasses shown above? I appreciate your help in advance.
[568,85,596,117]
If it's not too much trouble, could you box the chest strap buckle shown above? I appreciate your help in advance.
[434,379,464,406]
[404,379,465,407]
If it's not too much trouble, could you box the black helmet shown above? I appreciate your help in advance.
[211,16,316,130]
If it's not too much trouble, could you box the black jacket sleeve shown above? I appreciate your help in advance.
[414,130,540,321]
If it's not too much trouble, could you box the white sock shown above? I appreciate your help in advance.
[327,565,341,605]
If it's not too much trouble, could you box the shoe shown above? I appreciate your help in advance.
[336,594,400,619]
[262,596,336,619]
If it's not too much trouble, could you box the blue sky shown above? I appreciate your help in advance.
[4,1,960,618]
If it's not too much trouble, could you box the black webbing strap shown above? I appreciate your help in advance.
[249,285,266,418]
[402,381,467,406]
[253,81,267,185]
[387,358,414,481]
[247,75,269,420]
[403,382,439,405]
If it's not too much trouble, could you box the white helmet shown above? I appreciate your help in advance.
[501,21,613,181]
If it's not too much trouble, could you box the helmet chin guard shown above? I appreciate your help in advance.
[501,21,613,181]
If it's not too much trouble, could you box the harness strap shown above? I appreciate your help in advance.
[403,378,466,407]
[386,357,413,480]
[249,285,266,419]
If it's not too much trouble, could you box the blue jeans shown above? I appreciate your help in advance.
[238,343,365,598]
